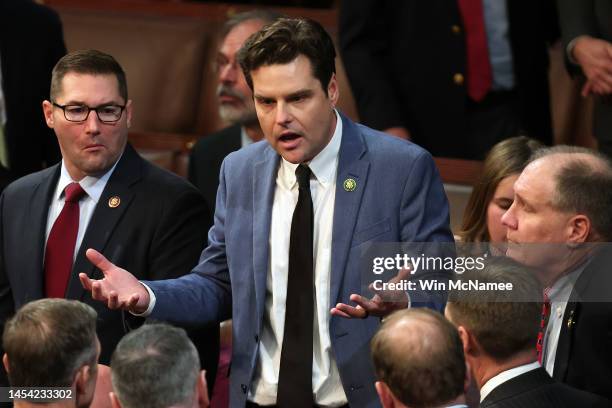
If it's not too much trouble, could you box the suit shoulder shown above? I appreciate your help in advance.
[357,123,432,159]
[2,167,55,198]
[138,158,201,196]
[191,125,241,157]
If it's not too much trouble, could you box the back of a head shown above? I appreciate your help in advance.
[111,324,200,408]
[237,17,336,93]
[371,309,465,408]
[446,257,542,362]
[530,145,612,242]
[3,298,98,387]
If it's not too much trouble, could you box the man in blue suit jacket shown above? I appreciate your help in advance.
[81,18,454,408]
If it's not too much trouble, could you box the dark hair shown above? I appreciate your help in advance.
[111,324,200,408]
[238,17,336,94]
[530,145,612,242]
[371,309,465,408]
[446,257,542,361]
[460,136,543,242]
[221,9,283,40]
[50,49,128,102]
[3,299,98,387]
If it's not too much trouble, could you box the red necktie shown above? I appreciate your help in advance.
[457,0,493,101]
[44,182,86,298]
[536,288,551,364]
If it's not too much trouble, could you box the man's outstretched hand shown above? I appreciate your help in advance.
[330,267,411,319]
[79,248,150,314]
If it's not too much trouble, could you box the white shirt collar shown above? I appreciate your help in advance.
[56,154,122,203]
[278,110,342,190]
[480,361,540,402]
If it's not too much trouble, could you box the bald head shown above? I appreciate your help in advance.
[371,309,465,408]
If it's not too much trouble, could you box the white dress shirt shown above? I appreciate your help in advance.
[542,264,585,375]
[45,158,119,261]
[480,361,541,402]
[249,110,345,406]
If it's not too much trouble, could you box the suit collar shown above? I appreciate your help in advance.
[252,146,280,333]
[66,144,143,299]
[330,112,369,305]
[481,367,554,407]
[480,361,541,403]
[553,248,609,381]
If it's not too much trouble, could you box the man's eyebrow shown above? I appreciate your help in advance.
[286,89,313,99]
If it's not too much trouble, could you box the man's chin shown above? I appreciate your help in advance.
[219,107,257,126]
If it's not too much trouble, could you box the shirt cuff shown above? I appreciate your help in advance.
[130,282,157,317]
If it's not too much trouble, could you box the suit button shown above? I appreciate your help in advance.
[241,384,247,394]
[254,334,259,342]
[453,73,464,85]
[451,25,461,34]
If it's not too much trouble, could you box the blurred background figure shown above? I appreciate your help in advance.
[557,0,612,159]
[458,136,542,253]
[339,0,558,160]
[189,10,281,231]
[110,323,209,408]
[3,299,100,408]
[371,309,468,408]
[0,0,66,190]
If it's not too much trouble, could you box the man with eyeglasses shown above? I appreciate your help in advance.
[0,49,219,389]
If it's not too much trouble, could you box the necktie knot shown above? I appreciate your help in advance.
[295,164,311,190]
[64,183,86,203]
[295,164,312,189]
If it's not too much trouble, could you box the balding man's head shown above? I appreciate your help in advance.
[371,309,466,408]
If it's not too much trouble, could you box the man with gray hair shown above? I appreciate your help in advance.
[501,145,612,400]
[2,298,100,408]
[110,323,209,408]
[189,10,281,231]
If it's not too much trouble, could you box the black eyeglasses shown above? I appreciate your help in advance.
[52,102,126,123]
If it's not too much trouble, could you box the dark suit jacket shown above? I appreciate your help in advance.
[552,249,612,400]
[557,0,612,142]
[188,124,241,232]
[339,0,559,159]
[481,367,611,407]
[0,144,218,387]
[0,0,64,180]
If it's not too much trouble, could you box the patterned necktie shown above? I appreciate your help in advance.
[536,287,551,363]
[457,0,493,101]
[44,182,86,298]
[277,164,314,407]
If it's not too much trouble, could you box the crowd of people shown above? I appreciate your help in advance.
[0,1,611,408]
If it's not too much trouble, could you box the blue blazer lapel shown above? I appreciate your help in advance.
[20,166,60,302]
[252,146,279,333]
[66,145,140,300]
[331,114,369,306]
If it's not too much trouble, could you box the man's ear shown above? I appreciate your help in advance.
[42,100,55,128]
[110,392,122,408]
[2,354,9,374]
[457,326,476,356]
[375,381,397,408]
[567,214,591,243]
[327,73,339,108]
[197,370,209,408]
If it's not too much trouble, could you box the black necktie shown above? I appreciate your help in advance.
[277,164,314,407]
